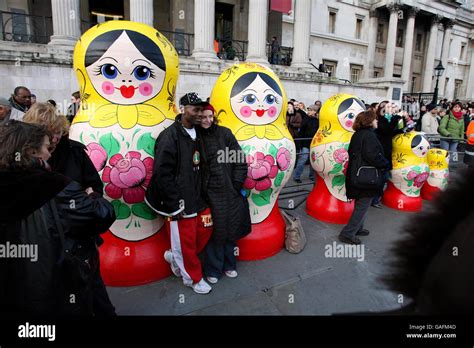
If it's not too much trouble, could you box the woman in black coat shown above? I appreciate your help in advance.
[200,104,251,283]
[22,102,115,317]
[339,110,390,245]
[0,121,115,317]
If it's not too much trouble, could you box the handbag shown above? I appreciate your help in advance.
[281,209,306,254]
[350,132,383,190]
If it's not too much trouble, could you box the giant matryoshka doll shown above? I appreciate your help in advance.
[421,148,449,201]
[210,63,296,260]
[382,132,430,211]
[307,94,366,224]
[69,21,179,286]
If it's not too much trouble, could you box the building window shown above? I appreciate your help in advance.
[411,76,417,93]
[444,77,450,97]
[454,79,463,99]
[396,28,404,47]
[328,11,337,34]
[350,64,363,83]
[460,43,466,60]
[415,33,422,51]
[356,18,363,39]
[323,60,337,76]
[376,24,384,43]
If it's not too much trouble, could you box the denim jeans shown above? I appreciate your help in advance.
[293,147,314,180]
[203,240,237,279]
[440,139,458,155]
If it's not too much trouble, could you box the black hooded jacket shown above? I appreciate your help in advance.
[0,166,115,317]
[145,115,206,217]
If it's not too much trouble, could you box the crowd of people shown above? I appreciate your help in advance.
[1,84,473,316]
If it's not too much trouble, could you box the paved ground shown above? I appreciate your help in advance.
[107,162,468,316]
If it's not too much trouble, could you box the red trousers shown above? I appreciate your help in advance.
[166,208,213,284]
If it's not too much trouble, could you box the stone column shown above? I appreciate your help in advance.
[49,0,81,47]
[246,0,268,64]
[291,0,312,69]
[130,0,154,27]
[438,20,453,96]
[365,10,378,79]
[192,0,218,61]
[401,7,418,91]
[422,15,443,92]
[465,35,474,100]
[384,2,400,78]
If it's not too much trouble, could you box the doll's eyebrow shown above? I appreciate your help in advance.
[99,56,118,63]
[242,89,257,94]
[264,89,275,93]
[132,59,151,66]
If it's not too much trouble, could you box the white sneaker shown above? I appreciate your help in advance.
[207,276,219,284]
[224,270,238,278]
[164,250,181,277]
[191,279,212,294]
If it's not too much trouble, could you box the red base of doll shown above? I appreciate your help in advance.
[382,181,423,212]
[421,182,441,201]
[100,228,171,287]
[237,203,285,261]
[306,175,354,224]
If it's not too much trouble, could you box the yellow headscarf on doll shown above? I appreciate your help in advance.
[311,93,366,147]
[427,148,449,170]
[72,21,179,129]
[210,63,290,141]
[392,131,430,169]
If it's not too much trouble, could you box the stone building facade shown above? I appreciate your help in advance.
[0,0,472,113]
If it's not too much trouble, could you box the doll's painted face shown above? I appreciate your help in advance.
[86,32,165,105]
[412,135,430,158]
[338,99,365,132]
[230,75,282,125]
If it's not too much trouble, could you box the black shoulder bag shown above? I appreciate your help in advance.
[351,132,383,190]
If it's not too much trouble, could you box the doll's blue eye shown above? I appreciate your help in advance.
[244,94,257,104]
[133,66,151,80]
[347,112,355,119]
[265,94,276,104]
[101,64,118,79]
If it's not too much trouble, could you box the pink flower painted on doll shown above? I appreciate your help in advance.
[343,161,349,176]
[86,142,107,172]
[276,147,291,171]
[311,151,316,163]
[333,148,349,164]
[407,170,418,180]
[413,172,429,188]
[243,152,278,191]
[102,151,154,204]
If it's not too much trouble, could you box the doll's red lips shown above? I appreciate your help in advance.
[254,109,267,117]
[116,85,138,98]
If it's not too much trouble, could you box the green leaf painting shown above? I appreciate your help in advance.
[329,163,343,175]
[99,133,120,159]
[132,202,157,220]
[268,144,278,158]
[137,132,156,157]
[332,175,346,188]
[251,188,273,207]
[111,200,131,220]
[274,172,285,187]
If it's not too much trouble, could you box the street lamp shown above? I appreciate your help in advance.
[431,61,445,105]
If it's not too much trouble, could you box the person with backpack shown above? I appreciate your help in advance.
[438,102,465,156]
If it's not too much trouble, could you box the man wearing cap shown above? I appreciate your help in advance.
[0,97,24,126]
[146,92,213,294]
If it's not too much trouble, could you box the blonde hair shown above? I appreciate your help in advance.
[23,102,70,135]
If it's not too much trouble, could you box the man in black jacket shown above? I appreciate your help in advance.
[146,93,212,294]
